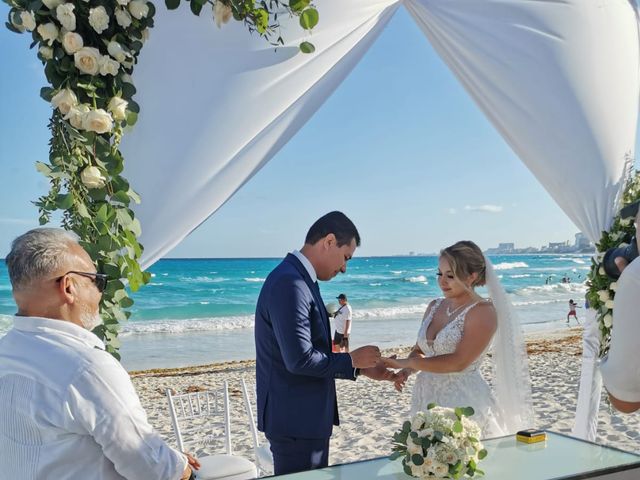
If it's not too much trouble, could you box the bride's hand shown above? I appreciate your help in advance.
[381,356,406,370]
[393,368,412,392]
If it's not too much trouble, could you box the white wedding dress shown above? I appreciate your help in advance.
[411,298,506,438]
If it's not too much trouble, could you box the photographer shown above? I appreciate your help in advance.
[600,201,640,413]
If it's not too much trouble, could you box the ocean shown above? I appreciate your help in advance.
[0,254,590,371]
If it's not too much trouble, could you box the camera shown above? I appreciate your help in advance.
[602,237,639,280]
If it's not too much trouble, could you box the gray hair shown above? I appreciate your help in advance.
[6,228,79,291]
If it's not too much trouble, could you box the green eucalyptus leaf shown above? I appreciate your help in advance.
[35,161,52,176]
[76,202,90,218]
[96,204,109,223]
[411,454,424,466]
[115,208,133,228]
[453,421,463,433]
[40,87,55,102]
[299,7,318,30]
[299,41,315,54]
[289,0,309,13]
[55,193,74,209]
[125,111,138,127]
[478,449,488,460]
[190,0,203,15]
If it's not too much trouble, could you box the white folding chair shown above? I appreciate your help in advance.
[166,382,257,480]
[240,378,273,476]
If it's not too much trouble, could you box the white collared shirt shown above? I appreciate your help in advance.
[292,249,317,282]
[334,303,353,335]
[0,316,187,480]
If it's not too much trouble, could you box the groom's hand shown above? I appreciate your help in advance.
[360,361,397,382]
[350,345,381,368]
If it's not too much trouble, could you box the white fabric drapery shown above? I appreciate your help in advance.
[123,0,640,440]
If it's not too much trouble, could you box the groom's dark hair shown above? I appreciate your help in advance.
[305,211,361,247]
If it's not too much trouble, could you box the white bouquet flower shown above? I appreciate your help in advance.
[391,404,487,479]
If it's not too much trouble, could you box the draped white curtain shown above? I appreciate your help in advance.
[123,0,640,440]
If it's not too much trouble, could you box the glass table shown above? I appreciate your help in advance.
[267,432,640,479]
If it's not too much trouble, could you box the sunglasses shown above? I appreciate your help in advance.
[56,271,108,293]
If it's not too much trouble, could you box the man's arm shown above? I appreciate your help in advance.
[66,357,190,480]
[269,277,366,378]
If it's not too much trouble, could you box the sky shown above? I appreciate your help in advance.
[1,6,638,259]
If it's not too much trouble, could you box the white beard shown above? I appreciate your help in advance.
[81,311,103,331]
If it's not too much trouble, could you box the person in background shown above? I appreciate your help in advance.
[567,299,580,326]
[0,228,199,480]
[333,293,353,352]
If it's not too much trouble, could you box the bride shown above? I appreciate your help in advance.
[382,241,534,437]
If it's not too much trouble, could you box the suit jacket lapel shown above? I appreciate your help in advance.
[285,254,332,342]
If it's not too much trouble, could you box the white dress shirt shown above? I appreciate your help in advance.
[291,249,317,282]
[0,316,187,480]
[600,257,640,401]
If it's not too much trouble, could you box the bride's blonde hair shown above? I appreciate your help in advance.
[440,240,486,287]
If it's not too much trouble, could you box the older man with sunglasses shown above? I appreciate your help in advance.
[0,228,199,480]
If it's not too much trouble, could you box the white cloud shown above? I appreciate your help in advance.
[445,208,457,215]
[464,204,503,213]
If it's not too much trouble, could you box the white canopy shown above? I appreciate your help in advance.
[122,0,640,439]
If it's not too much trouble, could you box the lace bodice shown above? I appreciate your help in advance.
[416,298,485,373]
[411,297,505,438]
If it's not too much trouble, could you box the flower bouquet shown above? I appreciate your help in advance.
[390,404,487,479]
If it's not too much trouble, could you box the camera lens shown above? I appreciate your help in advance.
[602,236,639,279]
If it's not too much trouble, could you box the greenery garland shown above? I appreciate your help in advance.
[4,0,318,358]
[586,170,640,358]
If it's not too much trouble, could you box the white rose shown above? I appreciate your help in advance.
[620,218,632,226]
[82,109,113,134]
[114,8,132,28]
[89,6,109,34]
[56,3,76,31]
[42,0,63,9]
[603,313,613,328]
[120,73,134,84]
[407,440,422,455]
[117,0,130,5]
[99,56,120,76]
[605,299,615,309]
[62,31,83,54]
[598,266,605,276]
[128,0,149,19]
[51,88,78,115]
[74,47,101,75]
[39,46,54,60]
[64,103,90,129]
[610,282,618,291]
[107,41,128,62]
[80,166,106,189]
[107,96,128,121]
[37,23,59,46]
[433,462,449,476]
[597,290,610,302]
[20,11,36,31]
[411,416,424,431]
[213,0,232,28]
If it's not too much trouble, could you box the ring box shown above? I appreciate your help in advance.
[516,429,547,444]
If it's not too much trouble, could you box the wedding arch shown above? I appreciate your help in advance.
[6,0,640,442]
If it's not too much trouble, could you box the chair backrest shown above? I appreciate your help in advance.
[240,378,260,450]
[241,377,273,475]
[166,381,232,455]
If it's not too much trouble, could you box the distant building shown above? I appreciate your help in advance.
[575,233,592,249]
[498,243,515,251]
[484,234,594,255]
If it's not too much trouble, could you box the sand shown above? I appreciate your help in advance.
[131,327,639,472]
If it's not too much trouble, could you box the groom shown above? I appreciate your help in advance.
[255,211,394,475]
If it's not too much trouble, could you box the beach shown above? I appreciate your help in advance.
[132,327,639,470]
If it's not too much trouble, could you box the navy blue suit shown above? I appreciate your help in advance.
[255,253,356,475]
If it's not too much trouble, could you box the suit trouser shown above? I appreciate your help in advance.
[266,434,330,475]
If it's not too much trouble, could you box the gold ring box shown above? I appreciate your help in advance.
[516,429,547,444]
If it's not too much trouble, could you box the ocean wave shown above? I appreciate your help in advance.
[182,276,228,283]
[512,299,564,307]
[510,274,530,278]
[493,262,529,270]
[390,270,404,275]
[353,304,429,319]
[121,315,255,335]
[404,275,428,283]
[244,277,265,283]
[514,282,587,296]
[0,314,13,336]
[369,283,382,287]
[553,257,587,264]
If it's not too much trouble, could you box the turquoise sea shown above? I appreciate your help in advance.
[0,255,590,371]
